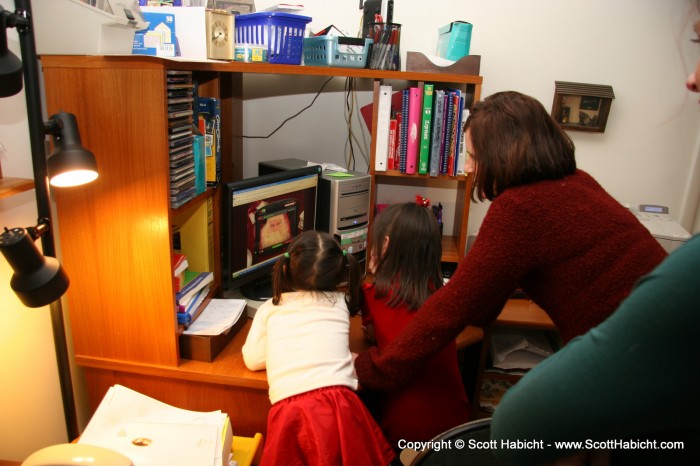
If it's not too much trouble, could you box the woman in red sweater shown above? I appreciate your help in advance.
[361,202,471,449]
[355,91,667,392]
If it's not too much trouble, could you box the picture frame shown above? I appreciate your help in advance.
[212,1,255,14]
[551,81,615,133]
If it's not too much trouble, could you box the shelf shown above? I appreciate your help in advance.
[39,55,483,86]
[0,177,34,199]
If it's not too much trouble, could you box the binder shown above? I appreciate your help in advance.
[418,84,434,174]
[399,89,410,173]
[374,85,393,172]
[405,86,422,175]
[429,90,445,177]
[441,91,455,175]
[455,108,470,175]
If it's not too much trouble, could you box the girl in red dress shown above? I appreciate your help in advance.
[243,230,395,466]
[361,202,471,448]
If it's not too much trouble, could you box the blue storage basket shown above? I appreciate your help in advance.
[303,36,373,68]
[235,12,312,65]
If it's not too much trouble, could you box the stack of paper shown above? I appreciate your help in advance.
[489,328,555,371]
[183,298,246,336]
[78,385,232,466]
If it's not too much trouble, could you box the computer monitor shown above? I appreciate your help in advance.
[222,165,322,300]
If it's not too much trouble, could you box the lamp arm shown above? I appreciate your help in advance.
[24,217,51,241]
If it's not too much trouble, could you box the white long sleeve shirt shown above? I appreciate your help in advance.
[242,291,358,404]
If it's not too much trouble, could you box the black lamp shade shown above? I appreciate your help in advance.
[0,10,23,98]
[0,227,69,308]
[47,112,99,187]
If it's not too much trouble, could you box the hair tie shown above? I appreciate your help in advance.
[342,250,347,256]
[284,252,290,258]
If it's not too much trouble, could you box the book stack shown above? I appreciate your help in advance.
[167,70,197,208]
[369,83,468,177]
[176,270,214,327]
[173,252,189,293]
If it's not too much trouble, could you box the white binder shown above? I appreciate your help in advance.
[374,85,393,171]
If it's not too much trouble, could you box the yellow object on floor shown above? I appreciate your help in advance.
[231,433,263,466]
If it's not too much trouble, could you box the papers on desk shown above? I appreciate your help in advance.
[489,328,555,371]
[184,299,246,336]
[79,385,232,466]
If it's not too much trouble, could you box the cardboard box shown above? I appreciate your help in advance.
[141,6,208,59]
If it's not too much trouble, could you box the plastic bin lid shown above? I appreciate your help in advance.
[236,11,312,22]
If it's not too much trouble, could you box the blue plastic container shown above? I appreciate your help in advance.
[303,36,373,68]
[437,21,472,61]
[235,12,312,65]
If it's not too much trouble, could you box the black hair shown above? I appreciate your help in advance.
[370,202,443,310]
[272,230,362,315]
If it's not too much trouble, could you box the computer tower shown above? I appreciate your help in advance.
[258,159,370,262]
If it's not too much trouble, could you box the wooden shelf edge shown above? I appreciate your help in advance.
[0,177,34,199]
[75,353,269,391]
[40,55,483,84]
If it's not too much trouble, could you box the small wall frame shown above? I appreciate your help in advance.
[551,81,615,133]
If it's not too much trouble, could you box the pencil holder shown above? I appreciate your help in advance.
[366,22,401,70]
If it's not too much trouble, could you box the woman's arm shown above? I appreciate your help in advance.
[354,199,535,390]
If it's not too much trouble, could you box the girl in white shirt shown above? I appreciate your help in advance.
[242,230,394,466]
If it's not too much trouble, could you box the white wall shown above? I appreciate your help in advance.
[1,0,699,461]
[247,0,700,235]
[0,0,86,460]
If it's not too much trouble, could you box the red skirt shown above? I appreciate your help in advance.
[261,386,395,466]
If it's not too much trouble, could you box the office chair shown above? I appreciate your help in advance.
[401,418,507,465]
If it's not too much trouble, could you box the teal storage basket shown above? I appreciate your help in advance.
[235,12,312,65]
[303,36,373,68]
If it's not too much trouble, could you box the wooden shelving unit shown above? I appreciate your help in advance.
[366,57,482,264]
[0,177,34,199]
[39,55,482,437]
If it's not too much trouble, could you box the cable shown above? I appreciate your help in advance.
[343,77,370,171]
[243,76,335,139]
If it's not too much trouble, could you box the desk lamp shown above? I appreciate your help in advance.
[1,0,98,443]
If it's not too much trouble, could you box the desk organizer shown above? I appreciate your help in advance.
[179,311,247,362]
[303,36,373,68]
[235,12,312,65]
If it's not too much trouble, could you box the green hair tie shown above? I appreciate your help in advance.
[343,250,347,256]
[284,252,290,258]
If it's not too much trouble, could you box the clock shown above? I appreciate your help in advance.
[205,10,234,60]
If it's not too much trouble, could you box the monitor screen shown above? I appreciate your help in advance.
[222,165,321,300]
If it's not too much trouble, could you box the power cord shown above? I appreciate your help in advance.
[242,76,335,139]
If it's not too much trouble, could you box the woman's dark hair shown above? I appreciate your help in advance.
[370,202,443,310]
[272,230,362,315]
[465,91,576,202]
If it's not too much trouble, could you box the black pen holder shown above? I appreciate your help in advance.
[366,22,401,70]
